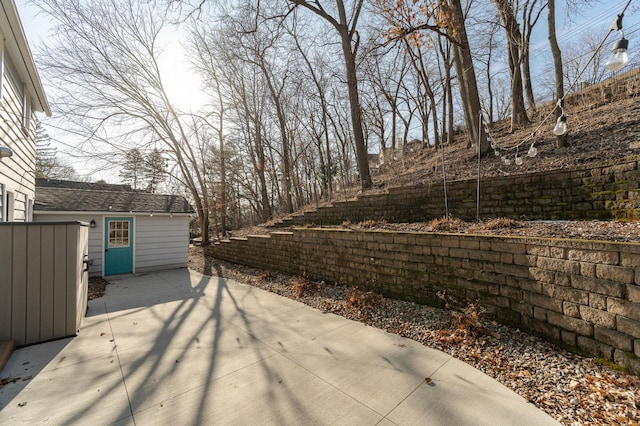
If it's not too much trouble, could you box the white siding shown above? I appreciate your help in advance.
[134,215,189,273]
[34,212,190,276]
[0,41,37,223]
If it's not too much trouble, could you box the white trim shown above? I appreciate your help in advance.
[0,35,4,102]
[21,83,30,133]
[132,215,136,273]
[0,184,4,222]
[100,215,105,276]
[6,191,14,221]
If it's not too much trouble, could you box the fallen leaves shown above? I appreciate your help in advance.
[0,377,20,388]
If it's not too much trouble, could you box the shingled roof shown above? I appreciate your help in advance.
[34,179,194,214]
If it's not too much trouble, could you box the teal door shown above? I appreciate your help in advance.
[104,217,133,275]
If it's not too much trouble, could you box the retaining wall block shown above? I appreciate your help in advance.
[595,326,634,352]
[548,311,594,336]
[577,336,614,360]
[563,302,581,318]
[579,305,617,328]
[613,349,640,375]
[617,316,640,339]
[607,297,640,321]
[572,275,626,298]
[595,264,635,284]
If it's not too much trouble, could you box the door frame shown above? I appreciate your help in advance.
[103,216,135,276]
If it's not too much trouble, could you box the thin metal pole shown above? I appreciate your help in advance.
[441,134,449,218]
[477,112,482,222]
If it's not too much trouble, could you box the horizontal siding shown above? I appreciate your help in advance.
[0,56,37,222]
[34,213,189,274]
[135,216,189,271]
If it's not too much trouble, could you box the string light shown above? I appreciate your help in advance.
[485,1,632,169]
[553,115,567,136]
[605,13,629,72]
[553,99,568,136]
[515,149,523,166]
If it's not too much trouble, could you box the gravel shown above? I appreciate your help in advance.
[189,246,640,426]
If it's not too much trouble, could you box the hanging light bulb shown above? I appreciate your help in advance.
[605,13,630,72]
[502,156,511,166]
[605,38,629,72]
[553,114,567,136]
[515,154,523,166]
[527,145,538,158]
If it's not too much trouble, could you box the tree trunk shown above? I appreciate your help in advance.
[547,0,567,148]
[522,37,536,114]
[256,125,272,222]
[218,133,227,236]
[493,0,528,130]
[340,33,372,190]
[288,0,371,191]
[446,0,489,155]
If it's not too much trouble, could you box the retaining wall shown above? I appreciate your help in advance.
[206,228,640,374]
[274,158,640,227]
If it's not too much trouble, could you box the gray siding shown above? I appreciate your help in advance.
[0,41,37,222]
[34,212,189,276]
[135,215,189,273]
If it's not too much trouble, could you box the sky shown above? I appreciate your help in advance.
[13,0,640,182]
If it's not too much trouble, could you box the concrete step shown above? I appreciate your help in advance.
[0,340,14,373]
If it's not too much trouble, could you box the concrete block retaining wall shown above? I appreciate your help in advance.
[206,228,640,374]
[275,158,640,227]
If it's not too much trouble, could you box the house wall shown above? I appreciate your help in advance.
[34,212,190,276]
[0,38,37,223]
[135,215,190,273]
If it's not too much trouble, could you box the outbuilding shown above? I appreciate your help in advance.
[34,179,194,277]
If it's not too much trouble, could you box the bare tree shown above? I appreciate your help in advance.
[375,0,489,155]
[286,0,373,190]
[34,0,213,243]
[285,15,339,200]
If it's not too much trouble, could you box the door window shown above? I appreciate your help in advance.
[108,220,130,248]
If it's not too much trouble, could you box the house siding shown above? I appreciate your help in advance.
[0,27,38,223]
[134,215,190,273]
[34,212,189,276]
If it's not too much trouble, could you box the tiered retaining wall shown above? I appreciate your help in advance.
[207,229,640,374]
[274,158,640,227]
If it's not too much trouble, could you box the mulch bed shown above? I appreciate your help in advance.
[88,276,110,301]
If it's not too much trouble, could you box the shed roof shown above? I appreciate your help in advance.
[34,179,194,214]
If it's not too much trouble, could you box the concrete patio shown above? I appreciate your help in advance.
[0,269,560,425]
